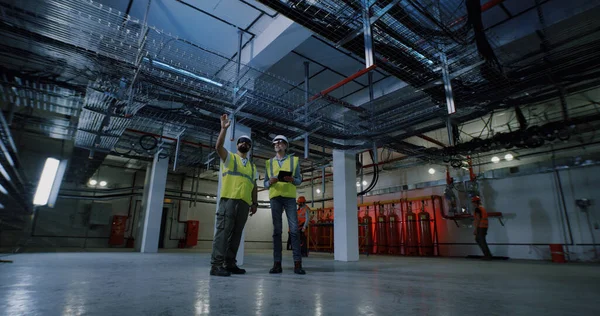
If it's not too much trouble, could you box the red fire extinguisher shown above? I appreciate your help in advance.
[404,202,419,256]
[362,206,373,254]
[316,209,325,250]
[358,207,365,252]
[309,210,318,251]
[418,200,434,256]
[325,209,334,251]
[377,203,388,254]
[388,203,400,255]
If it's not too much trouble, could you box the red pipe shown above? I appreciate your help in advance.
[310,65,377,102]
[417,134,446,148]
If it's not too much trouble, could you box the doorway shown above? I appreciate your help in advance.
[158,207,169,248]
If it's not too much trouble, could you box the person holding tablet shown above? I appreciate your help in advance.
[264,135,306,275]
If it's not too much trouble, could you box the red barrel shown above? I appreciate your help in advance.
[404,203,419,256]
[549,244,566,263]
[376,204,388,254]
[388,204,400,255]
[362,207,373,254]
[418,208,433,256]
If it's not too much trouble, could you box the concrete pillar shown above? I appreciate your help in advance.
[136,151,169,253]
[332,149,359,262]
[214,120,251,265]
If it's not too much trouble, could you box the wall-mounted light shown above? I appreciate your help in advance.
[99,181,107,187]
[362,180,367,186]
[316,189,321,194]
[491,156,500,163]
[89,179,97,186]
[428,168,435,174]
[33,158,60,206]
[505,153,514,161]
[356,181,360,187]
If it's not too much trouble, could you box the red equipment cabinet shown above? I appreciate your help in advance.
[109,215,128,246]
[418,201,434,256]
[362,206,374,254]
[387,203,401,255]
[185,220,199,247]
[376,204,388,254]
[404,202,419,256]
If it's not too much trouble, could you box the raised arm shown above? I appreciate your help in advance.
[215,114,230,162]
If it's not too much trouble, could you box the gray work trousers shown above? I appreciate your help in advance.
[210,198,249,267]
[476,227,493,258]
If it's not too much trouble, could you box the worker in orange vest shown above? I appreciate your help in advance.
[287,196,311,257]
[472,196,492,260]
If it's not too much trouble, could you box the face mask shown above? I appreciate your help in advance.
[238,144,250,153]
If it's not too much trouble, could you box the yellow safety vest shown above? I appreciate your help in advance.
[266,155,298,199]
[221,152,256,205]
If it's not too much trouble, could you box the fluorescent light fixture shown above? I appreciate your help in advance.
[0,183,7,194]
[143,57,223,87]
[505,154,514,161]
[99,181,107,187]
[428,168,435,174]
[47,159,68,208]
[491,156,500,163]
[33,158,60,206]
[0,202,4,209]
[89,179,97,186]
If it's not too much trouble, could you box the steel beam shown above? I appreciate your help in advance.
[362,0,374,68]
[440,53,456,115]
[336,0,402,48]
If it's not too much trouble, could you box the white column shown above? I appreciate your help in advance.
[333,149,359,261]
[214,121,251,265]
[136,151,169,253]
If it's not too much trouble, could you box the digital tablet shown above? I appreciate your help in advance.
[277,170,293,182]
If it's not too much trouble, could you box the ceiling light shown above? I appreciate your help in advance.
[99,181,107,187]
[491,156,500,163]
[316,189,321,194]
[362,180,367,185]
[356,182,360,187]
[33,158,60,206]
[428,168,435,174]
[89,179,97,186]
[505,154,514,161]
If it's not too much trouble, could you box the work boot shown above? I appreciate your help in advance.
[294,261,306,275]
[210,266,231,277]
[269,261,282,274]
[225,265,246,274]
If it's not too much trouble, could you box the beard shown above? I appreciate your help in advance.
[238,145,250,153]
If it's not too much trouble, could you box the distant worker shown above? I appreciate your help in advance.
[265,135,306,274]
[472,196,492,260]
[210,114,258,277]
[287,196,310,257]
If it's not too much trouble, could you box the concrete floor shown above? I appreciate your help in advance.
[1,251,599,316]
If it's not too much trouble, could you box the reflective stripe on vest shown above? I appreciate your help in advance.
[266,155,297,199]
[297,205,309,226]
[477,206,489,228]
[221,153,255,205]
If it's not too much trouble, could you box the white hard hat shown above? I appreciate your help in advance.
[237,135,252,144]
[272,135,288,144]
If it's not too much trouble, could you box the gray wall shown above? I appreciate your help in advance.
[4,133,599,262]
